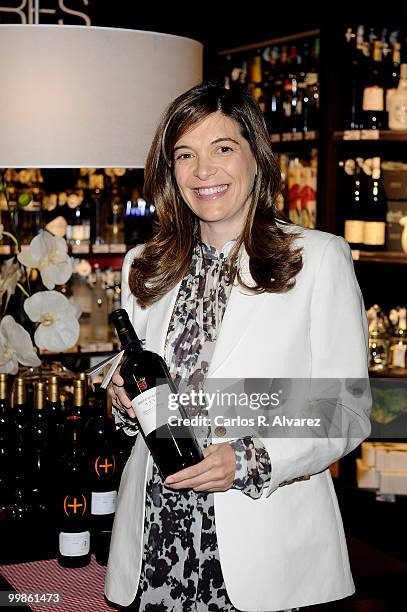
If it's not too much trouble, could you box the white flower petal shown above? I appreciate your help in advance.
[17,250,38,268]
[0,315,40,368]
[35,316,79,352]
[24,293,44,322]
[44,260,73,287]
[29,232,49,261]
[24,290,72,321]
[0,355,19,375]
[39,267,55,290]
[53,235,69,257]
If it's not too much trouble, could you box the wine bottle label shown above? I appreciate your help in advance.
[392,345,406,368]
[362,86,384,111]
[59,531,90,557]
[389,101,407,128]
[71,224,91,242]
[364,222,385,246]
[345,220,364,244]
[131,384,172,437]
[91,490,117,516]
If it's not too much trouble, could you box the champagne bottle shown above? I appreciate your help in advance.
[110,309,203,481]
[343,159,365,249]
[363,157,387,251]
[388,63,407,130]
[57,423,91,568]
[85,384,117,566]
[90,264,109,342]
[389,307,407,368]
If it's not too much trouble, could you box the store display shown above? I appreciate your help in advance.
[220,36,320,140]
[343,25,406,130]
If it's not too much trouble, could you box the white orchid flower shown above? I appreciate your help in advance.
[0,257,22,309]
[17,230,73,290]
[0,315,41,374]
[24,290,80,352]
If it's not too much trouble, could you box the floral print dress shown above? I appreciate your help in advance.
[114,240,298,612]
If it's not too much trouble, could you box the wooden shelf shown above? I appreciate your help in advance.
[352,250,407,265]
[334,130,407,142]
[271,131,319,151]
[369,368,407,379]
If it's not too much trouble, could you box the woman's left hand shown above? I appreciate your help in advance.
[164,442,236,492]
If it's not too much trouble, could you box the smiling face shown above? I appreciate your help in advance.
[173,111,257,249]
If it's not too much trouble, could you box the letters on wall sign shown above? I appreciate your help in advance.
[0,0,91,26]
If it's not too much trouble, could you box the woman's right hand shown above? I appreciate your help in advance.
[108,368,136,419]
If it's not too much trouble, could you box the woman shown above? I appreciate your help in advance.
[105,82,371,612]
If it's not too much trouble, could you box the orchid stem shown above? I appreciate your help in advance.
[2,231,19,248]
[16,282,30,298]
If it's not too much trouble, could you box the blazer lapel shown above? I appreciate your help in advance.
[207,247,269,377]
[145,280,182,356]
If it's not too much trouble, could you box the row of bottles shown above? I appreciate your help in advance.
[277,149,318,228]
[341,156,387,251]
[0,168,156,255]
[220,37,320,139]
[70,261,121,347]
[0,373,133,566]
[368,305,407,371]
[343,24,407,130]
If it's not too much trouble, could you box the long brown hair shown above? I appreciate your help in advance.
[129,82,303,308]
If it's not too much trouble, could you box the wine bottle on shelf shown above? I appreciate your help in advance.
[388,63,407,130]
[46,375,65,452]
[110,309,204,481]
[343,159,365,250]
[28,381,50,513]
[85,384,117,566]
[68,378,87,424]
[361,36,387,130]
[90,264,109,342]
[0,373,9,440]
[385,37,401,111]
[56,422,91,568]
[11,377,30,476]
[389,307,407,368]
[363,157,387,251]
[0,374,10,513]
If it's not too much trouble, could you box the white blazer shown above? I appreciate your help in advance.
[105,224,371,611]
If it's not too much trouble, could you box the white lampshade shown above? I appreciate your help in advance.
[0,25,203,168]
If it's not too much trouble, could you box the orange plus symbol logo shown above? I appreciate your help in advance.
[64,494,87,516]
[95,455,116,477]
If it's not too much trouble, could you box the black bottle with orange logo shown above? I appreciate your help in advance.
[85,383,117,566]
[56,414,91,568]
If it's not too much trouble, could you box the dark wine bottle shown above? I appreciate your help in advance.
[363,157,387,251]
[28,381,50,514]
[11,377,30,477]
[343,158,365,250]
[85,384,117,566]
[46,375,65,451]
[57,423,91,568]
[0,374,11,513]
[110,309,204,481]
